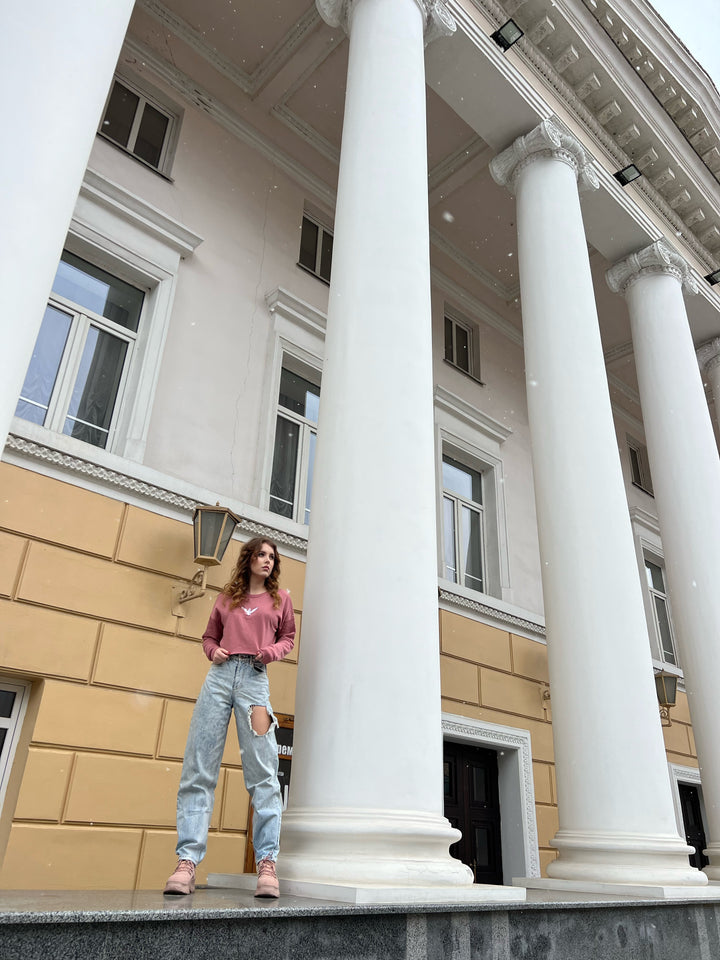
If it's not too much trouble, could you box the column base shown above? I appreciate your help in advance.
[543,829,708,888]
[277,806,475,888]
[208,872,525,904]
[515,877,720,900]
[703,844,720,881]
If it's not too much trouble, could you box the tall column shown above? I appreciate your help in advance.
[490,121,705,891]
[277,0,513,902]
[697,337,720,450]
[0,0,135,452]
[608,242,720,881]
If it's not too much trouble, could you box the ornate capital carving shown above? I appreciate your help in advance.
[606,240,698,296]
[316,0,455,43]
[696,336,720,376]
[489,118,599,194]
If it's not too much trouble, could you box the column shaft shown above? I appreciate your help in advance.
[0,0,136,451]
[278,0,470,888]
[621,259,720,880]
[491,122,702,887]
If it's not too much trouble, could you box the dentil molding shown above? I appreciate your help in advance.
[606,240,698,296]
[489,118,599,193]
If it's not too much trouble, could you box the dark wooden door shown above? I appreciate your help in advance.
[679,783,709,870]
[443,740,503,885]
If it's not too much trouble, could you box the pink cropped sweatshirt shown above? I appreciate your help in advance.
[201,589,295,664]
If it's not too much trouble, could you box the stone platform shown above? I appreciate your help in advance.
[1,886,720,959]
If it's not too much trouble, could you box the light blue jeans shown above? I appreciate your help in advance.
[176,656,281,864]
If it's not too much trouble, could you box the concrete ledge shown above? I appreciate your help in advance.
[208,871,526,904]
[3,888,720,959]
[518,877,720,900]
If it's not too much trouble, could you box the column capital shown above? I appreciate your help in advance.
[697,336,720,375]
[489,119,599,194]
[606,240,698,296]
[316,0,455,43]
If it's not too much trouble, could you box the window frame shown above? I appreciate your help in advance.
[443,307,483,384]
[442,453,487,594]
[643,550,680,668]
[11,169,202,463]
[297,210,334,285]
[627,435,654,496]
[0,680,30,815]
[17,256,144,452]
[98,71,182,178]
[269,360,321,524]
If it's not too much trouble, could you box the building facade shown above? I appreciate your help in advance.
[0,0,719,892]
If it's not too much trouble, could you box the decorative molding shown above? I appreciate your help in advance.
[603,340,634,364]
[431,268,523,346]
[489,118,599,193]
[629,505,661,538]
[607,372,641,407]
[3,434,309,552]
[265,287,327,339]
[442,713,541,878]
[271,104,340,165]
[611,400,644,435]
[121,37,337,212]
[434,385,512,443]
[606,239,699,296]
[696,336,720,375]
[439,588,546,639]
[317,0,456,43]
[428,136,489,193]
[430,229,520,303]
[80,169,203,257]
[137,0,323,99]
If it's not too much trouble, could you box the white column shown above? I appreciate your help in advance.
[277,0,509,901]
[0,0,135,451]
[608,243,720,881]
[490,121,705,891]
[697,337,720,449]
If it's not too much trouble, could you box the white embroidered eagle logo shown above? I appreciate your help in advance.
[241,606,257,616]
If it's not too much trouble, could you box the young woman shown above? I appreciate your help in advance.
[164,536,295,899]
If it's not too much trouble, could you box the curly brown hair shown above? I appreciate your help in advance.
[223,537,282,609]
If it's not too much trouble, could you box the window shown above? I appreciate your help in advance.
[442,454,485,592]
[443,309,482,381]
[645,557,678,666]
[0,680,30,813]
[628,436,654,495]
[269,365,321,523]
[298,214,333,283]
[99,75,180,175]
[15,251,144,450]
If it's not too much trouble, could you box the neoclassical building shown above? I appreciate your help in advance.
[1,0,720,897]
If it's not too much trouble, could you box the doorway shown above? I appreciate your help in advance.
[443,740,503,885]
[679,782,709,870]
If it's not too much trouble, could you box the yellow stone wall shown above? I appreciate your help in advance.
[0,461,698,888]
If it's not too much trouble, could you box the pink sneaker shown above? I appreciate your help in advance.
[255,858,279,898]
[163,859,196,895]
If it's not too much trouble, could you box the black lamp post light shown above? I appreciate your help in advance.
[171,504,240,617]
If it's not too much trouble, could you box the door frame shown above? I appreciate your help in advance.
[668,763,710,862]
[442,713,540,883]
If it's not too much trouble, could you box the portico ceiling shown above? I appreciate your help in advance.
[125,0,720,412]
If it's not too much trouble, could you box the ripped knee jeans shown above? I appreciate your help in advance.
[175,656,281,864]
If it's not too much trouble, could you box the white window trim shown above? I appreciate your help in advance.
[11,168,202,464]
[442,712,540,884]
[297,203,334,284]
[435,385,512,601]
[260,288,326,522]
[627,434,654,496]
[443,305,483,384]
[630,507,683,675]
[0,679,30,815]
[98,69,183,178]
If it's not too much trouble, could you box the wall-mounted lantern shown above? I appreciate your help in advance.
[491,19,523,52]
[654,670,678,727]
[614,164,642,186]
[171,504,240,617]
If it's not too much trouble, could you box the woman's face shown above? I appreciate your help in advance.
[250,542,275,581]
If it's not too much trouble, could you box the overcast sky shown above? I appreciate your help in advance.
[648,0,720,90]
